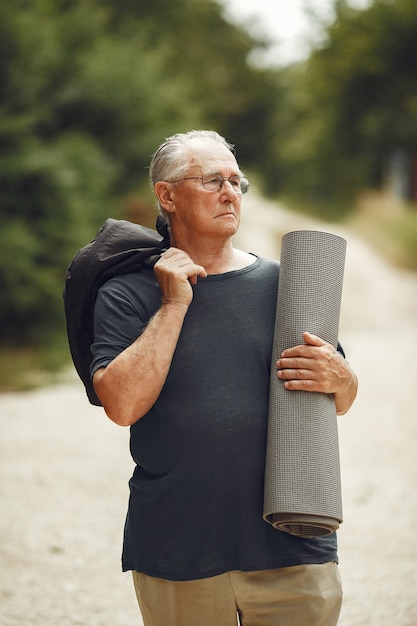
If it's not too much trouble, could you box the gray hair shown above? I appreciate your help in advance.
[149,130,235,219]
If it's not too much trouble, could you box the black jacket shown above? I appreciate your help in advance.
[63,216,170,405]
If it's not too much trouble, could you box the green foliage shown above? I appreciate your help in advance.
[0,0,278,354]
[0,133,116,344]
[2,0,417,382]
[314,0,417,171]
[271,0,417,212]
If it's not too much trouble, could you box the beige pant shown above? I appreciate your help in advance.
[132,562,342,626]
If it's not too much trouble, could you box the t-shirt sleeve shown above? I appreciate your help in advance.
[90,273,160,377]
[336,342,345,358]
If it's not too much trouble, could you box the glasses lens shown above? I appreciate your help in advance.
[202,173,222,191]
[239,177,250,194]
[201,173,250,194]
[229,176,244,193]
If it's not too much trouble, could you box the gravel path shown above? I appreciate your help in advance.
[1,194,417,625]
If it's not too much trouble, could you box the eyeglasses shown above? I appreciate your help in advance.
[170,172,250,194]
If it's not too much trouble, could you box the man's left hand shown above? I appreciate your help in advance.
[276,331,358,415]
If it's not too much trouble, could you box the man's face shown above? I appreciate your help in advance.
[168,140,244,241]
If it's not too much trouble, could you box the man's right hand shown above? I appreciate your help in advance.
[154,248,207,307]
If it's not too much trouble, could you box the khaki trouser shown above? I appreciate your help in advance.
[132,562,342,626]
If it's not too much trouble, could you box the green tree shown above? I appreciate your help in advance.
[272,0,417,212]
[0,0,280,355]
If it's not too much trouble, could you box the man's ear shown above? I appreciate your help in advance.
[154,181,175,213]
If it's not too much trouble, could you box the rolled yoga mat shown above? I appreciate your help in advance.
[263,230,346,539]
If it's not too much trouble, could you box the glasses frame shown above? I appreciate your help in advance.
[169,172,250,195]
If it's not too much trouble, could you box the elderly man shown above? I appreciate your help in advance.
[91,130,358,626]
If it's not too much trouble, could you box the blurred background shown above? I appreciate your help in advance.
[1,2,417,625]
[1,0,417,387]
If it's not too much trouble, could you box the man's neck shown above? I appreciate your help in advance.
[170,236,255,275]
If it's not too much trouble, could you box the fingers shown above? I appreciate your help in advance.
[277,364,332,392]
[157,248,207,277]
[277,357,324,391]
[302,331,326,347]
[154,248,207,306]
[280,332,327,358]
[277,333,341,394]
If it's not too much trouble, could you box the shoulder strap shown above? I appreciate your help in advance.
[63,217,169,405]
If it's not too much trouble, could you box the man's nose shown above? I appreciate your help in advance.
[222,179,239,197]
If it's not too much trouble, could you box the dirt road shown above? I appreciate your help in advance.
[1,194,417,625]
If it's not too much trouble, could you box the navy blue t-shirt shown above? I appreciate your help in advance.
[91,256,338,580]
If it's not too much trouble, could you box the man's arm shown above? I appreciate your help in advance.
[276,331,358,415]
[93,248,207,426]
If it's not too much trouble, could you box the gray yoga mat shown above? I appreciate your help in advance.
[263,230,346,539]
